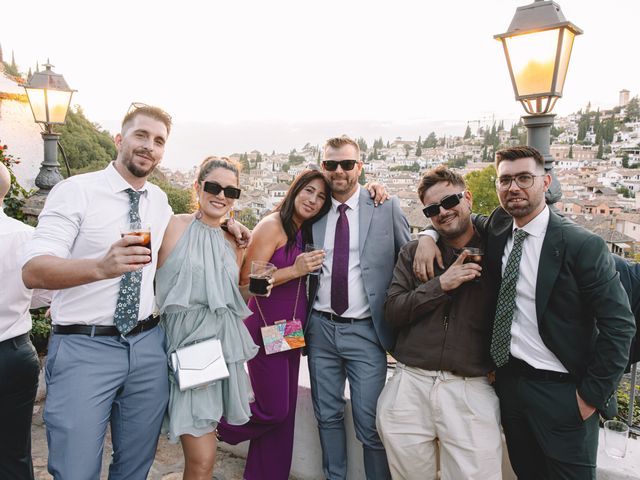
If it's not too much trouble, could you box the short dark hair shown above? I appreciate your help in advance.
[495,145,544,170]
[417,165,466,203]
[276,169,331,249]
[122,104,172,135]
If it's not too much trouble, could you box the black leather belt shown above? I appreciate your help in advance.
[53,315,159,337]
[315,310,371,324]
[504,356,575,383]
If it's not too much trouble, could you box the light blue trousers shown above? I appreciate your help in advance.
[44,326,169,480]
[306,310,391,480]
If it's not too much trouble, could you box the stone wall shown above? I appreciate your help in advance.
[0,72,44,191]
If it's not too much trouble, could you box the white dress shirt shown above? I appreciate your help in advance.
[314,187,371,319]
[503,205,567,372]
[0,210,51,342]
[22,163,172,326]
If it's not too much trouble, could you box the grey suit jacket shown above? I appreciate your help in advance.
[308,188,411,352]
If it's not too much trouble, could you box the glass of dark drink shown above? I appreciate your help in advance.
[464,247,483,266]
[249,261,276,296]
[464,247,483,283]
[120,224,152,265]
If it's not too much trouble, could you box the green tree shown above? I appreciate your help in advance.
[624,96,639,122]
[577,113,590,142]
[0,142,32,221]
[149,180,193,214]
[464,125,472,140]
[358,167,366,185]
[568,145,573,159]
[415,144,422,157]
[55,106,117,173]
[603,118,616,143]
[235,208,259,230]
[597,141,604,159]
[465,165,499,215]
[239,152,250,172]
[447,157,468,168]
[424,132,438,148]
[404,144,411,158]
[356,137,368,152]
[622,153,629,168]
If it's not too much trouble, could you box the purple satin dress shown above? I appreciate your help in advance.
[217,232,307,480]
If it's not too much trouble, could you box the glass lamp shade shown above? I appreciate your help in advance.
[23,63,75,127]
[495,1,582,115]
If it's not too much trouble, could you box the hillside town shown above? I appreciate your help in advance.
[161,89,640,259]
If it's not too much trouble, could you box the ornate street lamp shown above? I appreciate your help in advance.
[23,61,75,193]
[495,0,582,203]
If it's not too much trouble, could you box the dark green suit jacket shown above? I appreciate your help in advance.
[477,207,636,419]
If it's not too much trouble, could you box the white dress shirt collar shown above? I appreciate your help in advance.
[331,186,361,212]
[512,205,549,239]
[105,162,149,195]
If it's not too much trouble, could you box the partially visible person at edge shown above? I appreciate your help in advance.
[0,162,52,480]
[378,165,502,480]
[156,156,262,480]
[21,104,174,480]
[306,135,411,480]
[414,145,635,479]
[216,169,331,480]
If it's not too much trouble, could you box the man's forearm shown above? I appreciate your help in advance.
[23,255,104,290]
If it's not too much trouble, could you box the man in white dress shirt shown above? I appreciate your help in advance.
[22,104,174,480]
[0,162,51,480]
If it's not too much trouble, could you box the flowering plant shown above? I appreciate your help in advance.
[0,141,31,220]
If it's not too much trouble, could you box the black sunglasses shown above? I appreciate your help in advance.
[322,160,357,171]
[422,191,465,218]
[203,181,242,199]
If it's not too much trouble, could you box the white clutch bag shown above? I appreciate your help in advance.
[170,338,229,391]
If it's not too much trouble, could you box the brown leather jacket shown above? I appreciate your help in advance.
[385,237,494,376]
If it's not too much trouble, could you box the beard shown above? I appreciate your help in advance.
[122,148,157,178]
[328,173,357,194]
[502,194,538,219]
[436,212,470,240]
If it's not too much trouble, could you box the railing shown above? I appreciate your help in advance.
[626,361,639,435]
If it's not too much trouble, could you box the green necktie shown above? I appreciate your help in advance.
[490,228,529,368]
[114,188,143,335]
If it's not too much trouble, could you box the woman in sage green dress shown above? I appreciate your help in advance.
[156,156,259,480]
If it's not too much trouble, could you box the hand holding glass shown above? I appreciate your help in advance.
[249,261,276,296]
[120,223,152,264]
[305,244,324,275]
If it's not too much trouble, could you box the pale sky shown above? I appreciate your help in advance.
[2,0,639,169]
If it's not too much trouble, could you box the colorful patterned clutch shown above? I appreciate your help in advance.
[260,319,306,355]
[254,277,306,355]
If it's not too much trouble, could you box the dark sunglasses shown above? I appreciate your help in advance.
[322,160,357,171]
[422,191,465,218]
[203,181,242,199]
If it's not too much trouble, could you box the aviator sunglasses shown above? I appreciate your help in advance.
[203,181,242,199]
[422,191,465,218]
[322,160,358,171]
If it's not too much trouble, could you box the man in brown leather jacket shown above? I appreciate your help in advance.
[376,166,502,480]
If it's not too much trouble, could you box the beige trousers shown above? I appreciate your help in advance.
[376,363,502,480]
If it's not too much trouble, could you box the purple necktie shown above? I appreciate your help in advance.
[331,204,350,315]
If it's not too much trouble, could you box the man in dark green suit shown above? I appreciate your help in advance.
[478,146,636,479]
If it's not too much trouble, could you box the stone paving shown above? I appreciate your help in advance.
[30,400,248,480]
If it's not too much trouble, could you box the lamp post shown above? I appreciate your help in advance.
[495,0,582,204]
[22,61,75,218]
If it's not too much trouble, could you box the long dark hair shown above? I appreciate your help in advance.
[275,169,331,249]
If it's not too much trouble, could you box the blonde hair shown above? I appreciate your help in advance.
[324,135,360,159]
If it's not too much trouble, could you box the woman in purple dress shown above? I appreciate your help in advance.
[217,169,331,479]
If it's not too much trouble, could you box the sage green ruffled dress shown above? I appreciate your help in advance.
[156,219,258,443]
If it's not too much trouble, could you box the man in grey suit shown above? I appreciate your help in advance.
[306,135,411,480]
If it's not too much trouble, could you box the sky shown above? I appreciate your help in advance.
[2,0,639,170]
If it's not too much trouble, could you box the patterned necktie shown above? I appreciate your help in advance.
[331,204,350,315]
[114,188,143,335]
[490,228,529,368]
